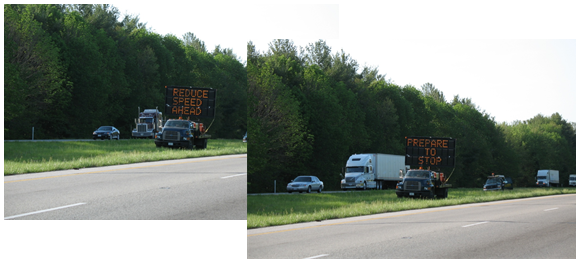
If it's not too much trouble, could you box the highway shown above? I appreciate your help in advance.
[248,194,576,259]
[4,154,247,220]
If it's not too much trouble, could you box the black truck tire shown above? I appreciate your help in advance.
[195,139,207,150]
[437,188,448,199]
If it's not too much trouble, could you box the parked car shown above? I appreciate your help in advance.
[93,126,120,140]
[287,176,324,193]
[483,175,512,191]
[243,132,247,143]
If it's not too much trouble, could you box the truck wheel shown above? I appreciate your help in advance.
[363,182,367,190]
[428,191,435,199]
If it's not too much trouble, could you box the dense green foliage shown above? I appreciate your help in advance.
[247,40,576,192]
[4,4,246,140]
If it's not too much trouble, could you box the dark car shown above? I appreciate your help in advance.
[287,176,324,193]
[483,175,512,191]
[93,126,120,140]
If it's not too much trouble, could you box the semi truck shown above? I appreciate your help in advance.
[569,174,576,187]
[396,136,456,199]
[340,154,408,190]
[536,169,560,187]
[132,108,163,139]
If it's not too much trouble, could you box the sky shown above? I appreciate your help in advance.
[112,0,576,124]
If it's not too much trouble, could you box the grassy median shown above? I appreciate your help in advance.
[247,188,576,229]
[4,139,247,175]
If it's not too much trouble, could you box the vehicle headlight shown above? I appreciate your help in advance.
[341,179,345,184]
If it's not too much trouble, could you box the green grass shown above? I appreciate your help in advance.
[247,188,576,229]
[4,139,247,175]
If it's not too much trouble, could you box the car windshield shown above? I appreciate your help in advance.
[165,121,187,128]
[406,171,429,178]
[98,126,112,131]
[537,176,547,179]
[346,167,364,173]
[485,178,501,185]
[294,176,312,182]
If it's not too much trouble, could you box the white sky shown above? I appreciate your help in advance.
[111,0,576,124]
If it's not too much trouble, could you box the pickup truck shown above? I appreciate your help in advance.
[154,119,209,149]
[396,169,450,199]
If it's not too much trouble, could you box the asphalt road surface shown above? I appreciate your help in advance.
[4,154,247,220]
[248,194,576,259]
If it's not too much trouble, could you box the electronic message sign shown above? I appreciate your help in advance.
[405,136,456,167]
[164,86,216,118]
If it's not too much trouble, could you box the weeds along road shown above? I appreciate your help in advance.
[4,154,247,220]
[248,194,576,259]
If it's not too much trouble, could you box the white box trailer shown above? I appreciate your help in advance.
[536,169,560,187]
[373,154,407,189]
[341,153,408,190]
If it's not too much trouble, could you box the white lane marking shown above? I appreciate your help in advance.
[4,203,86,220]
[462,221,489,228]
[544,207,559,211]
[305,254,329,259]
[221,173,247,179]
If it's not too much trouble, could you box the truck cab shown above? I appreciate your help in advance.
[396,169,450,199]
[569,174,576,187]
[132,109,162,139]
[341,154,375,190]
[154,119,209,149]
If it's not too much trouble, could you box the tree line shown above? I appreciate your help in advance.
[247,39,576,193]
[4,4,247,140]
